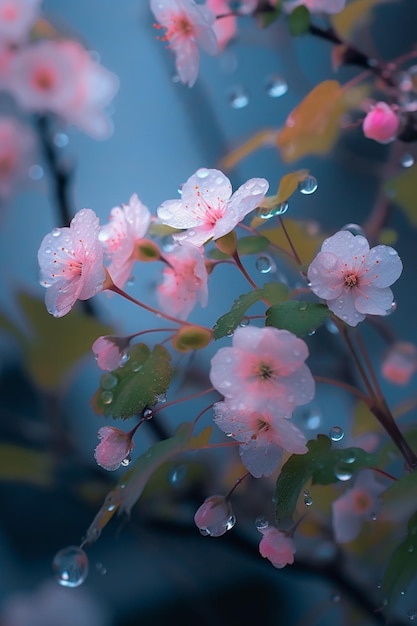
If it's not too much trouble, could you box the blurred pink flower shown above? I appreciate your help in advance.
[382,341,417,385]
[157,168,269,247]
[362,102,399,144]
[99,194,152,288]
[158,242,208,319]
[207,0,236,50]
[332,471,384,543]
[92,335,131,371]
[94,425,135,471]
[38,208,106,317]
[258,526,296,568]
[194,494,235,536]
[0,115,34,199]
[151,0,218,87]
[307,230,402,327]
[209,326,315,415]
[0,0,41,43]
[214,402,307,477]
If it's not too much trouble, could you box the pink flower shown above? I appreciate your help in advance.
[92,335,131,371]
[94,426,135,471]
[38,208,106,317]
[332,471,384,543]
[0,115,34,199]
[362,102,399,144]
[157,168,269,247]
[151,0,219,87]
[99,194,152,288]
[381,341,417,386]
[214,402,307,477]
[258,526,296,568]
[307,230,402,327]
[194,495,235,536]
[158,242,208,320]
[0,0,41,43]
[209,326,315,415]
[206,0,236,50]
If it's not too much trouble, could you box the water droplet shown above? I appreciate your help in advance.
[385,300,397,315]
[341,223,365,237]
[121,456,131,467]
[325,318,339,334]
[228,85,249,109]
[304,494,313,506]
[255,516,269,530]
[256,256,272,273]
[407,609,417,621]
[53,132,69,148]
[239,316,250,327]
[400,590,407,596]
[143,408,153,420]
[331,592,341,603]
[160,235,175,252]
[334,464,353,482]
[199,528,210,536]
[169,464,187,485]
[51,228,61,238]
[156,393,167,404]
[307,329,316,337]
[100,391,113,405]
[52,546,89,588]
[29,164,44,180]
[265,74,288,98]
[107,503,116,512]
[132,362,142,372]
[119,352,130,366]
[302,408,321,429]
[100,373,118,390]
[196,168,209,179]
[126,276,135,287]
[408,544,414,553]
[401,153,415,168]
[226,329,234,337]
[342,451,356,464]
[298,176,318,195]
[329,426,344,442]
[95,562,107,576]
[256,201,288,219]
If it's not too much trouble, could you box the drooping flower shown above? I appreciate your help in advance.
[99,194,152,288]
[151,0,218,87]
[38,208,106,317]
[157,168,269,247]
[0,115,34,199]
[194,495,235,536]
[92,335,131,371]
[307,230,402,327]
[332,471,384,543]
[0,0,41,44]
[209,326,315,415]
[94,426,135,471]
[362,102,399,144]
[258,526,296,568]
[157,242,208,319]
[381,341,417,386]
[206,0,236,50]
[214,402,307,477]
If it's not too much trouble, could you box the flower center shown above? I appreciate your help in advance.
[164,13,194,42]
[257,362,274,380]
[251,419,271,438]
[352,490,372,514]
[32,67,56,92]
[344,273,359,289]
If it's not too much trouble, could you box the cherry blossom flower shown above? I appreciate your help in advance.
[207,0,236,50]
[157,168,269,247]
[258,526,296,568]
[99,194,152,288]
[92,335,131,371]
[332,471,384,543]
[0,0,41,44]
[157,242,208,319]
[38,208,106,318]
[94,426,135,471]
[209,326,315,415]
[0,116,34,199]
[151,0,218,87]
[9,39,118,138]
[194,495,235,536]
[214,402,308,477]
[381,341,417,386]
[362,102,399,144]
[307,230,403,327]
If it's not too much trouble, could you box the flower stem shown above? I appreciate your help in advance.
[314,376,371,406]
[225,471,251,499]
[152,387,216,416]
[232,250,259,291]
[278,217,302,266]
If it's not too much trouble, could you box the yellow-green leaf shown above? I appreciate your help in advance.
[385,166,417,227]
[251,170,309,228]
[332,0,391,40]
[0,444,52,487]
[257,218,324,266]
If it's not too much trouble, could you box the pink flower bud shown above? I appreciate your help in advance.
[194,495,235,537]
[92,335,130,371]
[382,341,417,385]
[258,526,295,568]
[362,102,399,144]
[94,426,134,471]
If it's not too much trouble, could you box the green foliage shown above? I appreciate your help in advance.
[0,444,52,487]
[254,218,324,266]
[93,343,172,419]
[208,235,270,259]
[288,5,310,35]
[382,511,417,608]
[331,0,392,39]
[266,301,329,337]
[171,325,212,352]
[274,435,378,527]
[251,170,309,229]
[259,2,282,27]
[212,282,288,339]
[384,166,417,227]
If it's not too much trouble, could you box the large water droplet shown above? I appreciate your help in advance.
[51,228,61,238]
[121,456,131,467]
[255,516,269,530]
[239,316,250,327]
[334,464,353,481]
[298,176,318,195]
[304,494,313,506]
[100,373,118,390]
[401,153,415,168]
[256,201,288,219]
[100,391,113,405]
[265,74,288,98]
[256,256,272,273]
[329,426,344,442]
[228,85,249,109]
[341,223,365,237]
[52,546,89,588]
[143,408,153,420]
[196,168,209,179]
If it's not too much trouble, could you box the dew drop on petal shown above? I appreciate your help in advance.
[255,516,269,530]
[121,456,131,467]
[29,164,44,180]
[228,85,249,109]
[329,426,344,442]
[401,153,415,168]
[334,464,353,481]
[256,256,272,273]
[51,228,61,238]
[265,74,288,98]
[53,132,69,148]
[298,176,318,195]
[100,391,113,405]
[196,168,209,179]
[52,546,89,588]
[341,223,365,237]
[226,329,234,337]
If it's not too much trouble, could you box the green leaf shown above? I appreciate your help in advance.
[259,3,282,27]
[251,171,309,228]
[331,0,392,39]
[384,166,417,227]
[255,218,325,266]
[382,511,417,608]
[212,283,288,340]
[237,236,270,255]
[274,435,378,527]
[288,5,310,35]
[382,470,417,521]
[215,231,237,256]
[0,444,52,487]
[266,301,329,337]
[93,343,172,419]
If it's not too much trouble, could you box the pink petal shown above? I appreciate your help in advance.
[354,286,394,316]
[366,245,403,288]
